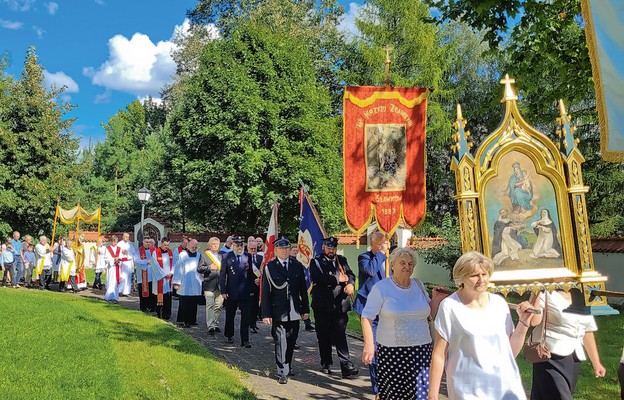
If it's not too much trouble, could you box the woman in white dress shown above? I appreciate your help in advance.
[428,251,539,400]
[530,209,562,258]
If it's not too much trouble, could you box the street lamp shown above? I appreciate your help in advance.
[138,186,151,243]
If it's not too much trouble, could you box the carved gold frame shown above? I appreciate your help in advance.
[451,75,607,305]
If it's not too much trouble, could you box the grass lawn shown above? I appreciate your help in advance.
[0,287,255,400]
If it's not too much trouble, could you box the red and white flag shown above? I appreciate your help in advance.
[260,202,279,268]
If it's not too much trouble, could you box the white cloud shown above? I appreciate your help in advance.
[1,0,34,11]
[339,2,362,40]
[94,89,111,104]
[45,1,58,15]
[43,70,79,93]
[32,25,44,38]
[84,18,217,99]
[0,18,22,29]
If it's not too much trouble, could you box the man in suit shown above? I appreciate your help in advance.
[261,237,310,384]
[353,231,389,397]
[246,240,263,333]
[198,237,223,335]
[220,236,256,347]
[310,237,358,378]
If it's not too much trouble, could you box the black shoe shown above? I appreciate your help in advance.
[215,327,222,333]
[321,365,332,374]
[278,375,288,384]
[226,337,234,343]
[341,367,359,378]
[241,342,252,348]
[208,328,215,336]
[293,344,300,350]
[288,369,296,377]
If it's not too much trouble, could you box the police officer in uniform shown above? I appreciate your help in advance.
[310,237,358,378]
[261,237,310,384]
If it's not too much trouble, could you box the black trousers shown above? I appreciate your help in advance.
[618,362,624,400]
[177,295,201,325]
[59,275,79,292]
[249,287,260,326]
[313,310,351,369]
[138,282,156,312]
[224,298,250,343]
[39,269,52,289]
[156,292,172,320]
[93,272,103,289]
[272,320,300,373]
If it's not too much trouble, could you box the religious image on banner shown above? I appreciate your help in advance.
[366,124,407,191]
[343,86,428,235]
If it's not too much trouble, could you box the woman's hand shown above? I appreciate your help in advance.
[362,341,375,366]
[514,300,536,326]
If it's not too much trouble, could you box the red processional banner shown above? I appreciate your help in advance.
[343,86,428,235]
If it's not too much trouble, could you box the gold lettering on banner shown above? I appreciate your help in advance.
[389,104,414,127]
[363,106,387,119]
[374,194,403,203]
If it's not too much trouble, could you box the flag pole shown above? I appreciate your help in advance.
[51,201,59,246]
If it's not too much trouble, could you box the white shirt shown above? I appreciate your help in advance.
[173,251,202,296]
[35,243,52,268]
[134,247,153,283]
[361,277,431,347]
[117,240,135,264]
[533,291,598,361]
[435,293,526,400]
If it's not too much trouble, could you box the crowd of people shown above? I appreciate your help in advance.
[2,229,622,399]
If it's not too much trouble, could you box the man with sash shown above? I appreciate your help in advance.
[134,238,156,312]
[104,235,122,302]
[151,237,174,320]
[261,237,310,384]
[197,237,223,335]
[173,238,202,327]
[35,236,56,290]
[220,236,256,347]
[118,232,135,297]
[59,237,78,293]
[247,240,263,333]
[310,237,358,378]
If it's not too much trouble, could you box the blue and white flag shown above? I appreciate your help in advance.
[296,187,327,270]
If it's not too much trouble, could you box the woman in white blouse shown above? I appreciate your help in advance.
[428,251,538,400]
[529,289,606,399]
[361,247,446,400]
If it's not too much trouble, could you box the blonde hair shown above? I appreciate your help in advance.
[452,251,494,288]
[388,247,417,271]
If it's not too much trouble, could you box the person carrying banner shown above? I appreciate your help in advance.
[261,237,310,384]
[353,231,390,396]
[197,237,224,335]
[310,237,358,378]
[151,237,174,320]
[135,238,155,312]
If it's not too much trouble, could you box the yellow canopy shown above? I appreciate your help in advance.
[57,205,101,225]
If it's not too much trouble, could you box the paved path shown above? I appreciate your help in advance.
[80,288,447,400]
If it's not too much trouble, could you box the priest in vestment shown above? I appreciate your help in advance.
[173,239,202,327]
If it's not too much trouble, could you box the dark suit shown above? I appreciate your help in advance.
[261,256,310,377]
[310,254,356,371]
[220,251,255,343]
[197,250,223,330]
[247,253,263,328]
[353,249,386,394]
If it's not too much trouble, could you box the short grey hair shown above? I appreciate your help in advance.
[208,237,220,245]
[452,251,494,288]
[389,247,417,270]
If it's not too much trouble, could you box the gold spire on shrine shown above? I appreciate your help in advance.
[500,74,518,102]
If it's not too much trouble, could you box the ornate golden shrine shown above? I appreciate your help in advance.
[451,75,608,306]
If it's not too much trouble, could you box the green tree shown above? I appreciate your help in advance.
[165,15,343,234]
[0,47,79,236]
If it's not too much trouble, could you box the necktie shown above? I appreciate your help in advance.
[252,255,256,265]
[237,255,241,265]
[283,261,288,271]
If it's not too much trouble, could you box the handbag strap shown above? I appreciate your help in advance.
[538,291,549,345]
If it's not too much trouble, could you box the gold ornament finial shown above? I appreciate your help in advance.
[456,104,463,120]
[558,99,567,117]
[383,45,393,86]
[500,74,518,102]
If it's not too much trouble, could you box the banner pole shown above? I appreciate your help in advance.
[51,201,59,246]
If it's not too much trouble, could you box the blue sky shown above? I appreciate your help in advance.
[1,0,361,148]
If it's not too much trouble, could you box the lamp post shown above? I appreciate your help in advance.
[138,186,151,243]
